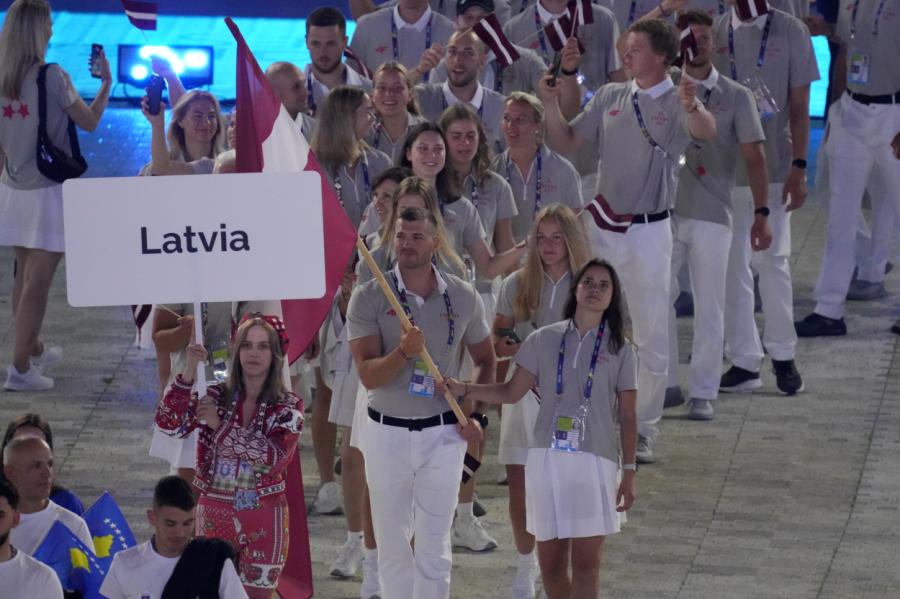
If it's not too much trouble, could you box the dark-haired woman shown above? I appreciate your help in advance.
[443,259,637,599]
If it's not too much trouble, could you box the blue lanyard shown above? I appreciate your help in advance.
[391,272,455,348]
[373,122,383,150]
[493,62,504,94]
[627,0,638,26]
[631,93,679,162]
[332,158,370,208]
[718,0,726,14]
[520,0,529,14]
[555,320,605,400]
[851,0,889,38]
[391,13,433,81]
[505,148,542,217]
[468,173,480,208]
[306,68,348,116]
[727,12,773,81]
[534,6,551,62]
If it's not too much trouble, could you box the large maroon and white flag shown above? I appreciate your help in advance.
[472,13,521,68]
[119,0,157,30]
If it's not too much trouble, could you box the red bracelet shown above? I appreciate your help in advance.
[397,347,411,361]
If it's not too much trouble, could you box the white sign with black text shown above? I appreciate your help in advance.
[63,172,324,306]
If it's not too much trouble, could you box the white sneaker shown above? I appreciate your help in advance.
[512,552,539,598]
[359,551,381,599]
[452,516,498,552]
[636,435,654,464]
[30,344,62,374]
[314,481,343,515]
[330,536,364,579]
[4,364,54,391]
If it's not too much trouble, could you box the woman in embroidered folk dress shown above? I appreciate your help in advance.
[156,315,303,599]
[443,259,638,599]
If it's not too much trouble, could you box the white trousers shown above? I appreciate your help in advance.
[855,192,897,283]
[362,418,466,599]
[667,217,732,400]
[814,95,900,318]
[724,183,796,370]
[587,219,671,441]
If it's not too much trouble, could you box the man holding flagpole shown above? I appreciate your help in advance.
[348,204,495,599]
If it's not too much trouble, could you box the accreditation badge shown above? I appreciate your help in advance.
[408,359,436,397]
[742,74,779,122]
[551,415,583,452]
[849,50,871,85]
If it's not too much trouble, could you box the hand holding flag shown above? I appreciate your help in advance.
[472,14,521,68]
[33,521,106,599]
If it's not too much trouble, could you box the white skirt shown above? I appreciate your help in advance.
[498,390,541,465]
[525,448,621,541]
[349,384,371,449]
[328,363,359,427]
[148,426,198,470]
[0,182,65,252]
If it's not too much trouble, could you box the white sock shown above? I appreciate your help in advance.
[348,530,364,544]
[456,501,475,522]
[363,547,378,563]
[518,550,537,565]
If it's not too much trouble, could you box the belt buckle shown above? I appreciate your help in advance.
[407,418,424,432]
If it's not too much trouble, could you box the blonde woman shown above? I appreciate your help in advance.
[312,86,392,229]
[140,90,226,175]
[0,0,111,391]
[367,62,424,162]
[492,203,591,596]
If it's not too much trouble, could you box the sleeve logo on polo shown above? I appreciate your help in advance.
[608,109,621,116]
[376,45,388,54]
[386,308,397,316]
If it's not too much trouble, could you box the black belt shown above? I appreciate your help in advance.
[848,90,900,105]
[368,407,458,431]
[631,209,671,224]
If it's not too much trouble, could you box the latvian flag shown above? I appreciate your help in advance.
[120,0,157,31]
[567,0,595,26]
[679,27,698,65]
[544,13,585,53]
[472,13,520,68]
[735,0,768,20]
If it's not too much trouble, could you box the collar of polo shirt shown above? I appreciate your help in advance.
[630,76,675,99]
[442,80,485,110]
[684,64,719,91]
[392,262,449,307]
[304,63,366,89]
[393,5,433,30]
[536,0,567,25]
[731,4,770,30]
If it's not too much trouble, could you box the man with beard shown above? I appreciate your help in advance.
[665,10,771,421]
[265,61,316,139]
[306,7,373,117]
[0,479,63,598]
[415,29,507,150]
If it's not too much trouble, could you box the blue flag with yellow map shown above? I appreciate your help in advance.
[33,520,106,598]
[82,491,137,572]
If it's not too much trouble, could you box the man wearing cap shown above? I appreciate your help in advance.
[428,0,548,96]
[797,0,900,337]
[712,0,818,396]
[666,9,771,421]
[541,19,716,463]
[306,7,373,117]
[350,0,456,77]
[348,206,495,599]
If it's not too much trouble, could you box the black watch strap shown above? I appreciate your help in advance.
[559,66,578,77]
[468,412,488,428]
[755,206,770,217]
[792,158,807,169]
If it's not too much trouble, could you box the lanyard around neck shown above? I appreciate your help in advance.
[851,0,889,38]
[391,271,455,348]
[392,13,433,81]
[505,147,542,217]
[727,12,773,81]
[555,319,606,401]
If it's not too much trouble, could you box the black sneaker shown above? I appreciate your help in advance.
[720,366,762,393]
[795,313,847,337]
[892,317,900,335]
[664,385,686,408]
[674,291,694,318]
[772,359,804,395]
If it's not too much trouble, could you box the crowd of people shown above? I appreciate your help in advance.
[1,0,899,597]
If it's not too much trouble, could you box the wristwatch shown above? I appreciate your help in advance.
[792,158,807,170]
[560,66,578,77]
[754,207,770,217]
[469,412,489,429]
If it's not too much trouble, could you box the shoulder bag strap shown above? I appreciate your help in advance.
[37,63,84,161]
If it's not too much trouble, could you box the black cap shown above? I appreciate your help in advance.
[457,0,495,16]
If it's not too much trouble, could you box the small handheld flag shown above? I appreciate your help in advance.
[473,14,521,68]
[33,521,107,599]
[734,0,768,20]
[677,28,699,66]
[120,0,158,31]
[82,491,137,573]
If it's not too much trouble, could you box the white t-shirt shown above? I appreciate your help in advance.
[10,500,94,555]
[0,549,65,599]
[99,540,248,599]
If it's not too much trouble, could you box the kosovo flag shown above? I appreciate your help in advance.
[82,491,137,572]
[33,520,107,599]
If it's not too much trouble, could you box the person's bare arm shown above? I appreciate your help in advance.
[740,141,773,251]
[351,326,425,389]
[783,84,811,210]
[65,50,112,132]
[537,74,582,154]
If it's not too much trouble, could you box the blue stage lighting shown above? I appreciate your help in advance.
[118,44,214,88]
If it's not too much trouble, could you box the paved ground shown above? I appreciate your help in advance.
[1,109,899,598]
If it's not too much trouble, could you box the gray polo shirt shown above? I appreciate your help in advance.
[836,0,900,96]
[496,268,571,340]
[462,170,518,248]
[304,64,373,117]
[712,8,819,185]
[366,113,426,163]
[349,7,456,76]
[297,113,317,140]
[681,0,728,19]
[347,265,491,417]
[675,67,765,228]
[442,195,487,260]
[491,144,583,241]
[430,44,547,96]
[415,82,507,151]
[571,78,691,214]
[0,64,78,190]
[503,2,621,91]
[380,0,514,22]
[600,0,671,32]
[515,320,637,461]
[325,147,393,229]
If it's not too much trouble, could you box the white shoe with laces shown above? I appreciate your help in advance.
[30,344,62,374]
[512,552,539,598]
[359,550,381,599]
[313,481,344,515]
[330,536,364,579]
[452,516,498,552]
[4,364,54,391]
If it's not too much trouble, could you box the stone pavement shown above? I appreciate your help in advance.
[1,110,899,597]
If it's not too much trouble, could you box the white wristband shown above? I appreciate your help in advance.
[622,463,637,471]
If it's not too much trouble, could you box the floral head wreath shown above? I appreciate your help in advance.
[237,313,290,355]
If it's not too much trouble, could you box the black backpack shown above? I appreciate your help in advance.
[35,63,87,182]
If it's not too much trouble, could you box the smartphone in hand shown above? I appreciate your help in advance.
[89,43,104,79]
[146,75,166,115]
[548,52,563,87]
[496,328,522,344]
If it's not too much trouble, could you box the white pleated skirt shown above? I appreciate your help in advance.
[525,448,621,541]
[148,427,198,470]
[0,182,65,252]
[498,390,541,465]
[328,363,359,427]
